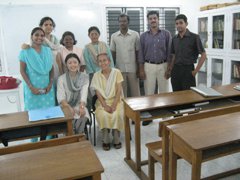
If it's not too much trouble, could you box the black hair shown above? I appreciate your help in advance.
[147,11,159,18]
[65,53,81,64]
[88,26,101,35]
[60,31,77,45]
[39,16,56,28]
[31,27,45,36]
[175,14,188,23]
[97,53,110,60]
[118,14,130,23]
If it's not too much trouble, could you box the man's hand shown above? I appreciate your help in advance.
[192,70,197,77]
[136,68,140,78]
[165,70,171,79]
[139,70,146,80]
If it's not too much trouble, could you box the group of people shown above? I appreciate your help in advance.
[19,11,206,150]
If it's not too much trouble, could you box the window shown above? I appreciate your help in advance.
[106,7,179,44]
[146,7,179,37]
[106,7,144,44]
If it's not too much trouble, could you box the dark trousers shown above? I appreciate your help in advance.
[171,64,196,91]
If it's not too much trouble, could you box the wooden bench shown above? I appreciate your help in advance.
[146,104,240,180]
[145,140,162,180]
[0,134,85,155]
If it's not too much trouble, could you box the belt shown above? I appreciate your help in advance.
[145,60,166,64]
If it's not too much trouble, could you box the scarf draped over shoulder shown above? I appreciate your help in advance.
[20,46,53,75]
[66,71,89,107]
[90,68,118,99]
[86,41,107,65]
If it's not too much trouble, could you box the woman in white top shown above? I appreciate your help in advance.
[57,53,89,134]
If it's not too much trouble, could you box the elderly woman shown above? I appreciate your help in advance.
[90,53,124,151]
[57,53,89,134]
[83,26,115,116]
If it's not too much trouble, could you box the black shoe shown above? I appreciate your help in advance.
[142,120,152,126]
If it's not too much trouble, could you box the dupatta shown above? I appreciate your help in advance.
[86,41,107,65]
[90,68,117,99]
[22,46,53,75]
[65,71,88,107]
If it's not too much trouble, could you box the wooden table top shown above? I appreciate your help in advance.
[0,106,73,131]
[123,83,240,111]
[167,111,240,150]
[0,140,104,180]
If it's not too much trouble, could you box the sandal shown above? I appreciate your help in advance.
[113,142,122,149]
[102,143,110,151]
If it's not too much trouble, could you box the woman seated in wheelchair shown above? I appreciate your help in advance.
[57,53,89,134]
[90,53,124,151]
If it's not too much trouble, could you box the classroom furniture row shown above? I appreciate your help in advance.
[123,83,240,180]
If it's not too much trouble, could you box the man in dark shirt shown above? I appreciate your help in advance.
[165,14,206,91]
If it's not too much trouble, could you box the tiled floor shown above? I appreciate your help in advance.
[90,119,240,180]
[2,119,240,180]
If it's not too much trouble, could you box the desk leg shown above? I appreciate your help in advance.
[124,115,131,160]
[135,117,141,171]
[162,128,169,180]
[191,151,202,180]
[169,133,177,180]
[92,173,101,180]
[66,120,73,136]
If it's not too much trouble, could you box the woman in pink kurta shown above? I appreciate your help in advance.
[56,31,86,75]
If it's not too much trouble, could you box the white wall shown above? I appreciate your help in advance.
[0,0,204,76]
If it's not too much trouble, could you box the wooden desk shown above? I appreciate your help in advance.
[158,105,240,180]
[123,83,240,180]
[0,140,104,180]
[0,106,73,146]
[168,112,240,180]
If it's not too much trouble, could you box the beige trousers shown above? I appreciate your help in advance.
[144,62,169,95]
[122,72,140,97]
